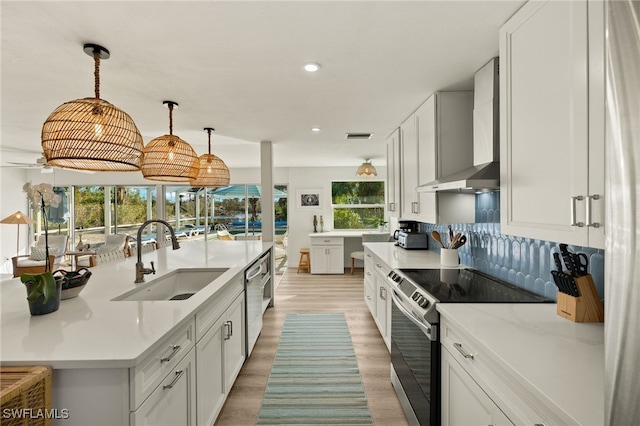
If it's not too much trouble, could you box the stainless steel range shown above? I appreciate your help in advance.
[387,267,552,426]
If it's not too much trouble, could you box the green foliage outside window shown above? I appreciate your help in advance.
[331,181,385,229]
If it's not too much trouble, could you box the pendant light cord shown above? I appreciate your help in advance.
[168,103,174,136]
[93,51,100,99]
[207,128,212,155]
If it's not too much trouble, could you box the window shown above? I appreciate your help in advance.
[331,181,385,230]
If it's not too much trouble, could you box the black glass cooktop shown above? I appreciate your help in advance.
[398,268,553,304]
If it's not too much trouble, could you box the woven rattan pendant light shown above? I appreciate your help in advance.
[356,159,377,177]
[41,44,144,172]
[190,128,230,188]
[141,101,199,182]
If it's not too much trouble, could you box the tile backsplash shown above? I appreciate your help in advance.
[420,192,605,301]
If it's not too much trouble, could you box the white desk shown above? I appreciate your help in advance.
[308,231,390,274]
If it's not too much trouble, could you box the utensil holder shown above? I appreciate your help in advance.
[440,249,459,267]
[556,274,604,323]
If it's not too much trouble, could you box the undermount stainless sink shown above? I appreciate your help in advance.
[112,268,229,301]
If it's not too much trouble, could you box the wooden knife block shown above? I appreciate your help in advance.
[556,274,604,322]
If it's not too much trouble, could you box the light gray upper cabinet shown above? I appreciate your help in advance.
[386,128,401,218]
[400,92,474,223]
[499,0,605,249]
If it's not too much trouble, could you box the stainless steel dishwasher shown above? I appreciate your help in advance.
[245,252,271,356]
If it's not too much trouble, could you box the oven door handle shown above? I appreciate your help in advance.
[391,291,437,341]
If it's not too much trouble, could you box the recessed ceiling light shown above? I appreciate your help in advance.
[311,127,321,132]
[303,63,320,72]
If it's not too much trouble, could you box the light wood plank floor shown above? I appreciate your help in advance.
[214,268,409,426]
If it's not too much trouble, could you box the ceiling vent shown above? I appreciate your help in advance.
[345,132,373,140]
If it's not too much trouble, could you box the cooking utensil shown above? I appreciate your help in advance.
[449,233,461,249]
[452,235,467,249]
[448,225,454,244]
[431,231,445,248]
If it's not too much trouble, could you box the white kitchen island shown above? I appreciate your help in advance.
[0,240,272,425]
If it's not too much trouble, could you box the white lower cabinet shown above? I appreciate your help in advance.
[364,251,377,316]
[363,248,391,352]
[441,347,512,426]
[132,348,197,426]
[196,291,245,426]
[440,315,573,426]
[373,259,391,351]
[310,237,344,274]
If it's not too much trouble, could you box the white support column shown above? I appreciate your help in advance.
[104,186,113,235]
[260,141,274,243]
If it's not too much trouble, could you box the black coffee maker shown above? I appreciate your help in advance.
[393,220,420,240]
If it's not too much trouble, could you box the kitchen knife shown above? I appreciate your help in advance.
[551,271,566,294]
[572,252,589,276]
[551,270,580,297]
[559,244,578,277]
[553,252,564,272]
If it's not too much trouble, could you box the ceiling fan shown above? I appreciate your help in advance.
[2,153,95,174]
[4,154,54,173]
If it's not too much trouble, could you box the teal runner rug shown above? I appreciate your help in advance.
[256,313,374,425]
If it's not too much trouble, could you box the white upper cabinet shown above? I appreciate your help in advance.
[500,0,605,248]
[400,92,473,223]
[386,128,401,218]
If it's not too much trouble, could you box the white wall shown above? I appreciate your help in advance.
[0,168,30,273]
[286,166,387,268]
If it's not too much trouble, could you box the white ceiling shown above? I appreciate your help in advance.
[0,0,525,171]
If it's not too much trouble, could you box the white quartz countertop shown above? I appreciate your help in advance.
[309,230,390,238]
[0,241,270,369]
[438,304,604,425]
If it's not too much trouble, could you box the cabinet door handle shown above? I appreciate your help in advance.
[163,370,185,390]
[224,321,233,340]
[453,342,474,359]
[160,345,181,363]
[586,194,601,228]
[570,196,585,227]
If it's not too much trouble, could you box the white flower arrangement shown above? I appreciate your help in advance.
[22,182,63,274]
[23,182,62,211]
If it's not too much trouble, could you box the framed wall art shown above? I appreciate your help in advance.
[297,190,322,209]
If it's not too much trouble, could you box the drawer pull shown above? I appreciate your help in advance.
[160,345,181,363]
[224,320,233,340]
[454,342,474,359]
[163,370,185,390]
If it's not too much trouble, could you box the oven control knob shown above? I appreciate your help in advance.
[411,292,429,308]
[388,272,401,283]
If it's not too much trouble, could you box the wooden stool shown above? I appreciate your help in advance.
[297,248,310,273]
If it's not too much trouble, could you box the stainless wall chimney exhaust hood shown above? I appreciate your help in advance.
[417,57,500,192]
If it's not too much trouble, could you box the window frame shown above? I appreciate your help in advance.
[330,180,386,230]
